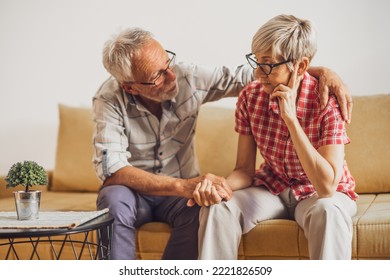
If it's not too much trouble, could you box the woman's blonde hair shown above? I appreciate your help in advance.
[252,14,317,70]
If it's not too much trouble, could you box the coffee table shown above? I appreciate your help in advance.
[0,213,114,260]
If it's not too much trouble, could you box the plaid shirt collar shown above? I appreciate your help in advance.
[124,89,177,111]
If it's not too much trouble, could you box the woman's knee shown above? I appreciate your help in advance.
[305,196,352,225]
[200,201,237,222]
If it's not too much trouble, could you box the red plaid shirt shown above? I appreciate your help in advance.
[235,72,358,201]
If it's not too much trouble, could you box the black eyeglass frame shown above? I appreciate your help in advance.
[124,50,176,86]
[246,53,291,76]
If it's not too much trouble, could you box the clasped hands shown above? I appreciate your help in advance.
[186,173,232,207]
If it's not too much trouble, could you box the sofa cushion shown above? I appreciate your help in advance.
[242,219,309,260]
[136,222,170,260]
[51,104,101,192]
[353,193,390,259]
[345,94,390,193]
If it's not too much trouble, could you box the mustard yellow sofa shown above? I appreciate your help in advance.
[1,93,390,260]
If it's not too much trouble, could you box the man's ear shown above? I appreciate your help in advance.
[298,57,310,76]
[121,83,138,95]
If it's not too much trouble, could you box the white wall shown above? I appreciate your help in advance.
[1,0,389,174]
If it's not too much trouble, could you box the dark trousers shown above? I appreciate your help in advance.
[97,185,200,260]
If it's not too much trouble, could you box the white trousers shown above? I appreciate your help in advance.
[198,187,356,260]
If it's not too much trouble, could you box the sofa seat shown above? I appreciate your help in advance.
[134,193,390,260]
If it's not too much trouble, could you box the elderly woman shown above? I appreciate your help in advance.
[196,14,358,260]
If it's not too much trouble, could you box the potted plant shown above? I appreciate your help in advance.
[5,161,48,220]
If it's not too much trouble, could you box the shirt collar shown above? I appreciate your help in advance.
[124,89,177,112]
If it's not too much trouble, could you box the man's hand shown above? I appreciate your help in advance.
[185,173,233,207]
[309,66,353,123]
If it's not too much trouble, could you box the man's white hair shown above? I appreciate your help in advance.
[102,27,154,83]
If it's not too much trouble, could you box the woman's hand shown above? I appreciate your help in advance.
[270,64,300,124]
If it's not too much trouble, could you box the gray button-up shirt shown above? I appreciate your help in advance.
[92,62,252,182]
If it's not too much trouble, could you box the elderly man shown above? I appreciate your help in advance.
[93,27,352,260]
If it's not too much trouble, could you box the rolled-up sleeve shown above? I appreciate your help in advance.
[92,84,131,182]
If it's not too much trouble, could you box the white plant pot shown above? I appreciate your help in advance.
[13,190,41,220]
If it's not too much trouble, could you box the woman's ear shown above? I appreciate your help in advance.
[298,57,310,76]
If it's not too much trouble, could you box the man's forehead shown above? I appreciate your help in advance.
[133,42,166,76]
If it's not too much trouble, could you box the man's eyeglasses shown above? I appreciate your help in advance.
[246,53,291,76]
[125,50,176,86]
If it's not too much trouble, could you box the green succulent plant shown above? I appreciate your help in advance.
[5,161,48,192]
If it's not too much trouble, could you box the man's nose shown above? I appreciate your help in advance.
[165,68,176,83]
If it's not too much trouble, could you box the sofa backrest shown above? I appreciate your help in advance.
[195,105,263,177]
[344,94,390,193]
[51,104,101,192]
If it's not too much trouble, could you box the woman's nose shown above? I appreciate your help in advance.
[254,68,267,80]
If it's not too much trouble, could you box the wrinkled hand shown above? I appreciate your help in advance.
[191,179,223,207]
[318,68,353,123]
[186,173,232,207]
[270,64,300,123]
